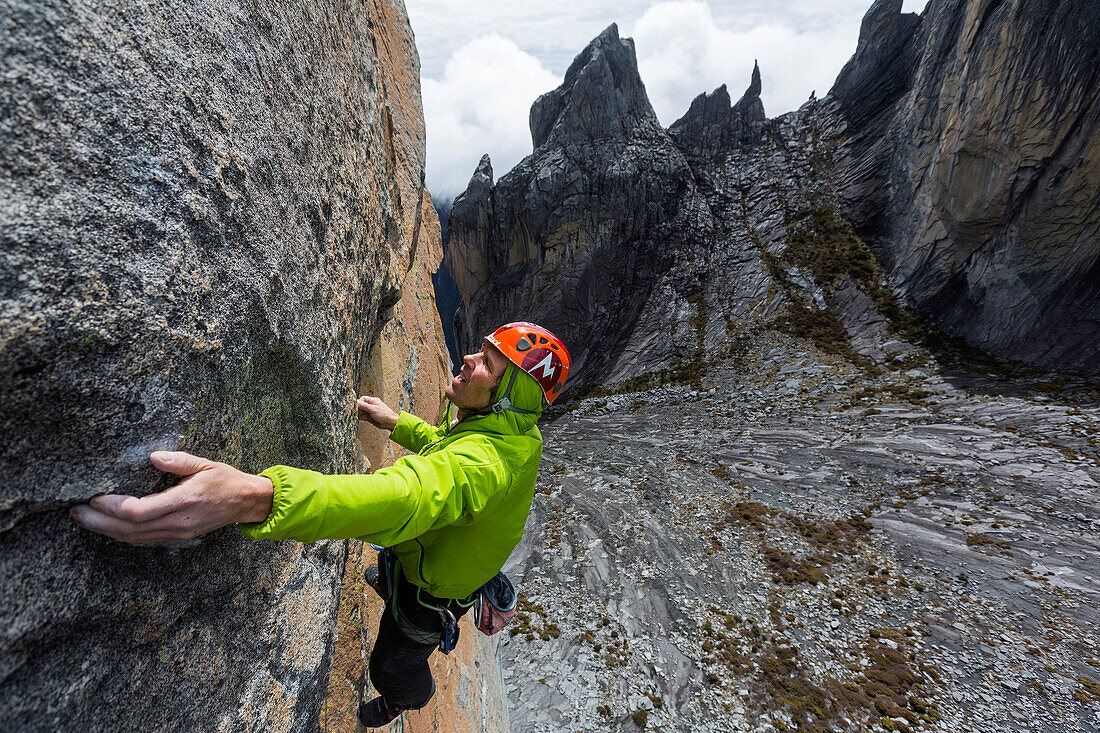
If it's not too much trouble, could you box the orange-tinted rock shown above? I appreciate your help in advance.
[319,194,507,733]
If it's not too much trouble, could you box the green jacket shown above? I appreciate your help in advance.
[239,363,544,599]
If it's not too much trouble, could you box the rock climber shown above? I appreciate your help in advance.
[70,322,571,728]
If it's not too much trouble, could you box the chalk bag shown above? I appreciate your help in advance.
[473,571,518,636]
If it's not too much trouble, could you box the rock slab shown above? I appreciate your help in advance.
[0,0,429,729]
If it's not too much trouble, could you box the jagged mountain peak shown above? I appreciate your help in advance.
[740,60,762,102]
[830,0,923,125]
[445,154,496,302]
[455,153,494,205]
[452,0,1100,391]
[668,62,767,156]
[528,22,660,150]
[473,153,493,179]
[857,0,921,51]
[733,60,765,124]
[682,84,732,123]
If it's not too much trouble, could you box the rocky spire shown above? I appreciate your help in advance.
[528,23,661,150]
[742,60,762,100]
[444,155,495,304]
[668,62,766,157]
[732,61,766,135]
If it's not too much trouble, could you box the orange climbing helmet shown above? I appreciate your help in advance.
[485,322,571,406]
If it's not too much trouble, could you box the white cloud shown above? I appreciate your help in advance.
[632,1,864,125]
[422,35,560,201]
[416,0,932,199]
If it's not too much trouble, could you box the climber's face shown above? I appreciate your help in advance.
[448,343,508,410]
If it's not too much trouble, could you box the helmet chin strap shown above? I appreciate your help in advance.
[480,365,537,416]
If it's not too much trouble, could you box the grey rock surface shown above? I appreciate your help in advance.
[0,0,428,729]
[829,0,923,129]
[832,0,1100,374]
[504,334,1100,732]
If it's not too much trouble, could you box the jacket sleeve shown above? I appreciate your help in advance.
[237,443,508,545]
[389,410,446,454]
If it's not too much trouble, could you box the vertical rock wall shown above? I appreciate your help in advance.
[833,0,1100,373]
[0,0,454,729]
[319,194,509,733]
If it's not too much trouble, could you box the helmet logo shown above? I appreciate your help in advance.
[521,348,562,391]
[532,353,556,379]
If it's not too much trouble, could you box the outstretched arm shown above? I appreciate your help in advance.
[239,446,508,544]
[72,441,508,546]
[70,451,273,544]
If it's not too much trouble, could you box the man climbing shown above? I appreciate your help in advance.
[70,322,571,728]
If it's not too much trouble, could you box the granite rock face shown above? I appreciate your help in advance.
[832,0,1100,374]
[0,0,434,729]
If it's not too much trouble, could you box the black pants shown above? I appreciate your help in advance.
[368,563,472,709]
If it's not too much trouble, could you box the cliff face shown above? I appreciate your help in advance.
[450,0,1099,387]
[833,0,1100,373]
[0,0,449,729]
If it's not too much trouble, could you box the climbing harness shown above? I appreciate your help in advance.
[372,547,476,654]
[371,549,519,649]
[413,588,472,654]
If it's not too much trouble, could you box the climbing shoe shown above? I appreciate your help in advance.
[357,695,404,728]
[365,566,387,601]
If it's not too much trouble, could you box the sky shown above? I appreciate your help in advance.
[407,0,930,201]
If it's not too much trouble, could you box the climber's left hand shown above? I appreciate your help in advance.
[69,451,274,544]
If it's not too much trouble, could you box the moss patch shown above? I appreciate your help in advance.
[776,301,863,363]
[785,207,879,293]
[760,644,832,730]
[510,597,561,641]
[832,643,940,729]
[965,532,1012,553]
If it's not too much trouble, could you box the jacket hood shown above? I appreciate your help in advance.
[450,362,543,436]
